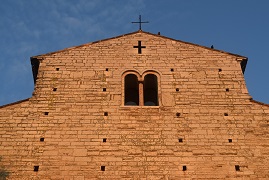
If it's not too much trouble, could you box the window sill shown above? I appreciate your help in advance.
[120,105,160,109]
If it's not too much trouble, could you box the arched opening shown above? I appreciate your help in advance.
[124,74,139,106]
[143,74,158,106]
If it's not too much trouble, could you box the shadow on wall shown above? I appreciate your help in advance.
[0,157,9,180]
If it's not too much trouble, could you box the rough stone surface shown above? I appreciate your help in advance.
[0,31,269,179]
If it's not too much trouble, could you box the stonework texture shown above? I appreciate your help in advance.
[0,31,269,179]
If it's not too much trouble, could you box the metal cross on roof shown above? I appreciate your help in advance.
[132,15,149,30]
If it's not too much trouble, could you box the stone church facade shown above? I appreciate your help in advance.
[0,30,268,179]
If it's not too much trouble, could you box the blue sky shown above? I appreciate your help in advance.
[0,0,268,106]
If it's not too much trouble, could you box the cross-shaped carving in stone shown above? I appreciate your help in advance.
[133,41,146,54]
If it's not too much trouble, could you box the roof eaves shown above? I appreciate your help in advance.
[32,30,247,60]
[141,31,248,59]
[31,30,247,64]
[32,30,141,59]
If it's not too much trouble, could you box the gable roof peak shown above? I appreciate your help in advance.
[32,30,247,61]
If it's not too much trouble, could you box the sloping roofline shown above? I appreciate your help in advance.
[32,30,248,59]
[0,98,30,108]
[250,99,269,107]
[30,30,248,83]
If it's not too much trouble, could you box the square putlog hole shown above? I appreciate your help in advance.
[176,88,179,92]
[178,138,183,143]
[103,138,107,142]
[56,68,60,71]
[176,113,181,117]
[101,166,105,171]
[182,165,187,171]
[104,112,108,116]
[40,138,45,142]
[224,113,228,116]
[34,166,39,172]
[235,165,240,171]
[53,88,57,92]
[170,68,174,72]
[228,139,232,143]
[44,112,49,115]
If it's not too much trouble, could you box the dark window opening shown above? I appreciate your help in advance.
[124,74,139,106]
[101,166,105,171]
[103,88,106,92]
[40,138,44,142]
[178,138,183,142]
[228,139,232,143]
[103,138,107,142]
[104,112,108,116]
[183,166,187,171]
[144,74,158,106]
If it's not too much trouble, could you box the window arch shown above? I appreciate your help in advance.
[123,71,160,106]
[124,74,139,106]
